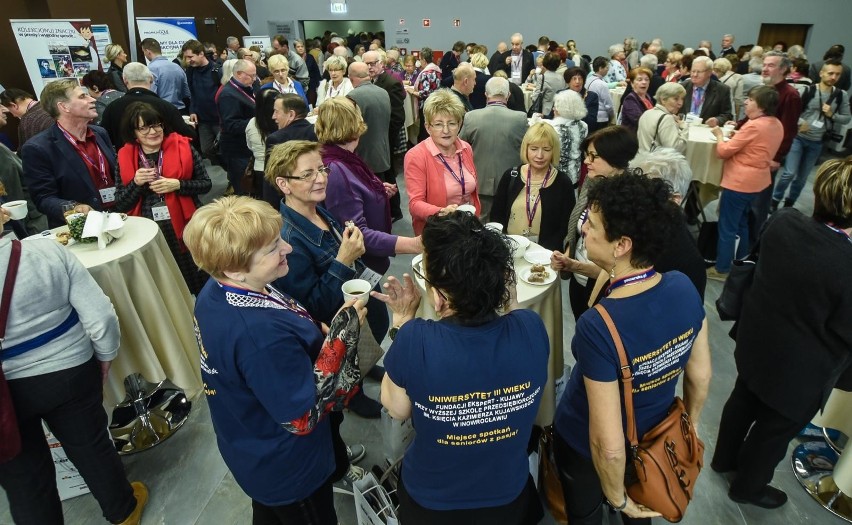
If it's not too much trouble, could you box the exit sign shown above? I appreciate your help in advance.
[330,2,347,14]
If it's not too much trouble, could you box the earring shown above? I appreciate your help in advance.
[239,276,247,283]
[610,254,617,279]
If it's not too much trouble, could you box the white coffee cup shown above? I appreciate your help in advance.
[722,124,735,138]
[457,204,476,215]
[2,200,28,220]
[485,222,503,232]
[342,279,371,303]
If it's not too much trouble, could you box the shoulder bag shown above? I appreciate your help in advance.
[648,111,667,151]
[594,303,704,522]
[715,231,763,321]
[0,240,23,463]
[527,73,546,117]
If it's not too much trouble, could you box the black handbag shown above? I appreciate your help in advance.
[715,255,757,321]
[527,74,546,117]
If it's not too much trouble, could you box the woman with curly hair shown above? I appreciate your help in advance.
[552,172,711,525]
[378,211,549,524]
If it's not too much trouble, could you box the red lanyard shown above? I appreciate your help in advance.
[57,124,109,185]
[229,79,256,104]
[138,149,164,176]
[525,166,552,228]
[437,153,465,198]
[605,268,657,296]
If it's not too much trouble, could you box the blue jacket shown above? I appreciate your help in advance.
[260,81,309,107]
[186,61,222,123]
[21,124,117,228]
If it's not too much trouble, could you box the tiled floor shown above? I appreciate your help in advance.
[1,155,848,524]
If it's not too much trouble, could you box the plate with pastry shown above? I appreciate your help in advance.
[519,265,556,286]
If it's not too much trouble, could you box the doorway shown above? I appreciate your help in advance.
[757,23,811,50]
[301,20,385,44]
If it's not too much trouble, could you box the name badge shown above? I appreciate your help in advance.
[356,266,383,290]
[99,187,116,203]
[511,71,522,83]
[152,204,171,221]
[810,119,825,130]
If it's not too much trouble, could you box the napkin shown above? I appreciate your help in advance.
[81,211,126,249]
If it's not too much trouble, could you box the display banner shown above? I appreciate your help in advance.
[91,24,113,71]
[136,17,198,60]
[10,19,103,97]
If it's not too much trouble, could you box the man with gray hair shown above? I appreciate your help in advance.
[491,34,534,85]
[217,59,257,194]
[458,76,527,219]
[348,61,392,179]
[629,147,707,299]
[680,55,733,127]
[449,62,476,111]
[100,62,196,147]
[225,36,240,60]
[720,34,736,57]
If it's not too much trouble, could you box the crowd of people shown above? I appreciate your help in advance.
[0,26,850,525]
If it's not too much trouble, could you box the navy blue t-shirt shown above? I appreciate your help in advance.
[193,280,334,505]
[554,272,704,458]
[384,309,549,510]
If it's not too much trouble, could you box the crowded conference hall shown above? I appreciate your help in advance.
[0,3,851,524]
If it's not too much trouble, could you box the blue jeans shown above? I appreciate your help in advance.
[772,136,823,204]
[717,189,756,273]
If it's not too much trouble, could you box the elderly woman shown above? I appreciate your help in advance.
[317,97,422,274]
[104,43,128,92]
[663,51,684,82]
[185,196,366,524]
[545,89,588,185]
[708,86,784,281]
[261,54,308,105]
[316,55,353,107]
[469,52,491,110]
[402,55,420,85]
[636,82,688,153]
[618,67,655,133]
[603,44,628,84]
[564,67,600,133]
[714,57,744,118]
[529,52,567,117]
[378,211,548,524]
[114,102,211,295]
[551,126,638,319]
[491,123,575,250]
[406,47,442,140]
[404,89,481,235]
[81,71,124,125]
[553,172,711,525]
[246,89,280,198]
[0,221,147,524]
[712,158,852,509]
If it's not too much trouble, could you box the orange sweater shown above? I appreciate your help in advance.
[716,116,784,193]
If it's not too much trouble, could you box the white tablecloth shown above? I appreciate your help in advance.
[686,125,725,203]
[54,216,202,407]
[610,87,625,123]
[411,245,564,426]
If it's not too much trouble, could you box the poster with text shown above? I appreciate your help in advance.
[267,21,296,43]
[10,19,103,97]
[92,24,113,71]
[243,36,271,50]
[136,17,198,61]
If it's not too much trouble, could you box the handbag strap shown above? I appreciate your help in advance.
[593,303,639,447]
[0,240,22,342]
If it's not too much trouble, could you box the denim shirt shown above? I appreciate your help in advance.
[273,204,357,324]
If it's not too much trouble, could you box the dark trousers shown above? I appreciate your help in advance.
[748,169,777,249]
[712,377,806,497]
[251,477,337,525]
[378,167,402,218]
[568,274,596,321]
[0,358,135,524]
[553,431,650,525]
[398,470,541,525]
[224,154,252,195]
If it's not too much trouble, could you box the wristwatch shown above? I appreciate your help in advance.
[607,491,628,512]
[388,325,401,341]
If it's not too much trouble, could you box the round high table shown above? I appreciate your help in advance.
[50,216,202,452]
[410,244,564,427]
[685,124,725,204]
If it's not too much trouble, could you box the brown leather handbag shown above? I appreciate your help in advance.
[594,304,704,523]
[538,425,569,524]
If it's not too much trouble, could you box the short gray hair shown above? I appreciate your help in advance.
[655,82,686,103]
[324,55,347,72]
[630,147,692,199]
[764,50,792,74]
[484,76,509,99]
[552,89,587,120]
[232,59,254,75]
[713,57,732,74]
[748,57,764,73]
[226,36,239,46]
[609,44,625,57]
[220,59,238,85]
[639,53,658,69]
[123,62,154,84]
[723,34,735,43]
[692,55,713,71]
[787,45,806,60]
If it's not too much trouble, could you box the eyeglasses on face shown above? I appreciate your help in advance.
[585,150,601,161]
[365,60,381,67]
[136,123,163,134]
[429,121,460,131]
[282,165,330,182]
[411,260,447,301]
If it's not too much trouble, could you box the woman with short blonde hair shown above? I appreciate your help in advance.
[316,56,353,108]
[262,54,307,104]
[104,43,128,91]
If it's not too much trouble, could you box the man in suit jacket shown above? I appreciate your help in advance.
[262,94,317,209]
[101,62,196,149]
[680,56,733,127]
[458,77,527,220]
[21,79,117,227]
[217,59,257,195]
[492,33,535,85]
[364,50,406,219]
[347,62,391,175]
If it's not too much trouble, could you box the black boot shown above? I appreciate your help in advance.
[784,199,795,208]
[770,199,780,213]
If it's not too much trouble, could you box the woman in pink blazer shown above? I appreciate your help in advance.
[404,89,480,234]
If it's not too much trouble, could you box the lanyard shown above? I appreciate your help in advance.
[229,78,256,104]
[138,149,163,175]
[218,282,318,325]
[525,166,552,228]
[57,124,109,185]
[605,268,657,296]
[825,223,852,244]
[437,153,465,198]
[275,80,295,94]
[486,101,507,107]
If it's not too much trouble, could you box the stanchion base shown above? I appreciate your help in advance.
[792,441,852,523]
[110,387,191,455]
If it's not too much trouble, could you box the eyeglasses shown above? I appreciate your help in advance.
[429,121,460,131]
[585,150,601,161]
[136,123,163,134]
[365,60,380,67]
[411,260,447,300]
[691,69,709,74]
[282,165,330,182]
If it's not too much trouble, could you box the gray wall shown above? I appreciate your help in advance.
[246,0,850,61]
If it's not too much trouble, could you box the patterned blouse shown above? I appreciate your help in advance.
[414,65,442,109]
[546,116,588,185]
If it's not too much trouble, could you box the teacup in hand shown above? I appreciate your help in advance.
[342,279,371,304]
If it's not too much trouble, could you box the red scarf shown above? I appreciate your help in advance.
[118,133,197,241]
